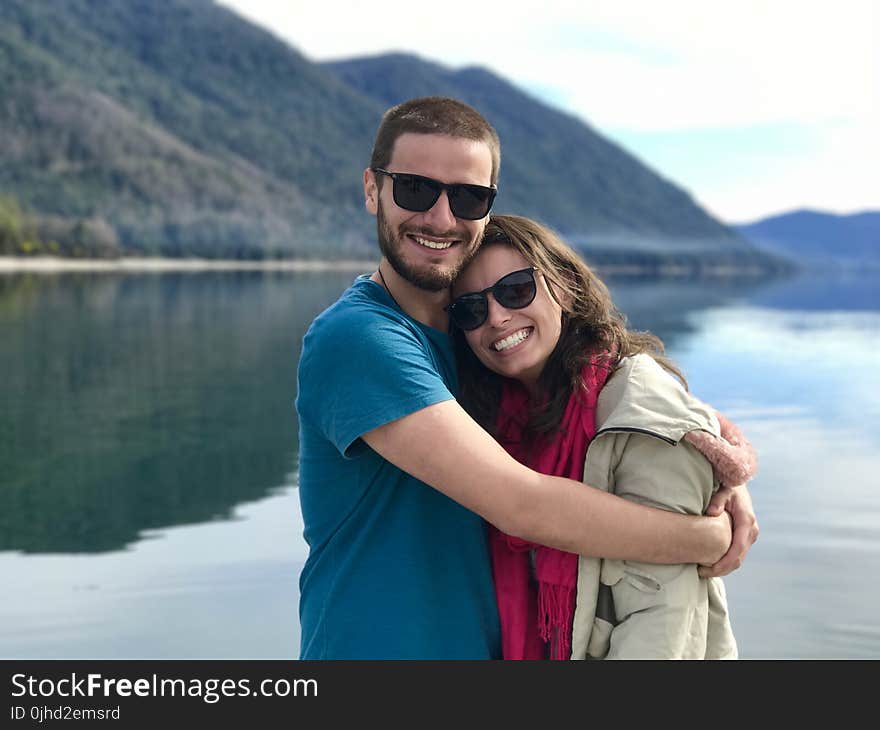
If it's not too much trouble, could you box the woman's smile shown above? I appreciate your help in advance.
[492,326,533,352]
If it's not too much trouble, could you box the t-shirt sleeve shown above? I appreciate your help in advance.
[296,304,455,458]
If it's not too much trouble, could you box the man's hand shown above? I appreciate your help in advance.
[698,483,759,578]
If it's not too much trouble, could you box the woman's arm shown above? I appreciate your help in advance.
[585,431,738,658]
[362,399,731,565]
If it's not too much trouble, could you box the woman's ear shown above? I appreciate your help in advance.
[544,271,573,311]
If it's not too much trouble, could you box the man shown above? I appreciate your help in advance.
[295,97,758,659]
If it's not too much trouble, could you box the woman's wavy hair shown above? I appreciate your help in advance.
[453,214,686,441]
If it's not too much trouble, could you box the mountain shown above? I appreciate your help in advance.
[0,0,381,257]
[737,209,879,268]
[326,55,729,239]
[326,53,794,274]
[0,0,788,272]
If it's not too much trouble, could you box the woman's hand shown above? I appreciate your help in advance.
[698,484,760,578]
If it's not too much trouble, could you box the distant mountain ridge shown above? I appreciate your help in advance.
[0,0,786,272]
[325,54,736,239]
[737,209,879,267]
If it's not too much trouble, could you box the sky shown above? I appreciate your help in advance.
[217,0,879,225]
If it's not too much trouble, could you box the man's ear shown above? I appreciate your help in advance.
[364,168,378,216]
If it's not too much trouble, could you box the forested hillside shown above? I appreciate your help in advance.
[0,0,789,272]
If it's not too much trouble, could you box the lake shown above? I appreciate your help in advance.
[1,266,878,659]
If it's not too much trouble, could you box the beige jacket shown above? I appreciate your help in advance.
[570,354,738,660]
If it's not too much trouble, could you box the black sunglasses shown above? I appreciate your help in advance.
[445,267,539,331]
[372,168,497,221]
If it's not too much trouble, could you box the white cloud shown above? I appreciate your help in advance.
[219,0,877,129]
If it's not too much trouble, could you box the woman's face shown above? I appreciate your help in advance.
[453,244,563,393]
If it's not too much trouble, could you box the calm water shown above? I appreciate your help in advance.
[1,267,878,659]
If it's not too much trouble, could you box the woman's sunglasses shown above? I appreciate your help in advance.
[371,168,497,221]
[445,267,539,331]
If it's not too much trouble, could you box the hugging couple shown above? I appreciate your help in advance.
[295,96,759,660]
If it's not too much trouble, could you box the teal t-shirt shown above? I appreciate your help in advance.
[295,276,501,659]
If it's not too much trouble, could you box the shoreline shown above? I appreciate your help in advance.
[0,256,792,280]
[0,256,378,273]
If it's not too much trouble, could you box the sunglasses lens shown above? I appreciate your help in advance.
[387,173,494,220]
[392,174,441,212]
[449,270,537,331]
[450,296,488,331]
[448,185,495,220]
[494,270,537,309]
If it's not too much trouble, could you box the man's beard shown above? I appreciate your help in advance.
[376,201,478,292]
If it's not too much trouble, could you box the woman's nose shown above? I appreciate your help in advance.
[485,294,512,328]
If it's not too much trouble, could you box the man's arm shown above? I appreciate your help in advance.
[363,399,731,565]
[699,484,759,577]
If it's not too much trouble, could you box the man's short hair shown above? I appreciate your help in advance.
[370,96,501,185]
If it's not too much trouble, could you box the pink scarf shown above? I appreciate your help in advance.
[491,361,610,660]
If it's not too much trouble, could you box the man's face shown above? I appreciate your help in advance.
[365,133,494,292]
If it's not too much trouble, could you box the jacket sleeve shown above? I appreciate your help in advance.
[598,432,736,659]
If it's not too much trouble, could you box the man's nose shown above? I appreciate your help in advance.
[420,189,457,230]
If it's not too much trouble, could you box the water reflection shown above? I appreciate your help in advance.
[0,270,363,553]
[0,487,304,658]
[664,282,880,659]
[605,274,775,344]
[2,268,879,658]
[0,269,769,555]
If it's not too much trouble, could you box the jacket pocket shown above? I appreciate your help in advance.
[603,560,690,613]
[587,617,614,659]
[585,582,617,659]
[606,561,704,659]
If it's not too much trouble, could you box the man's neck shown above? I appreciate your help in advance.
[371,260,450,332]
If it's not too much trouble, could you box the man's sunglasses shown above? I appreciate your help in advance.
[445,267,539,331]
[371,168,497,221]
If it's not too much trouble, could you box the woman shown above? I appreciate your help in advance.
[449,214,757,660]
